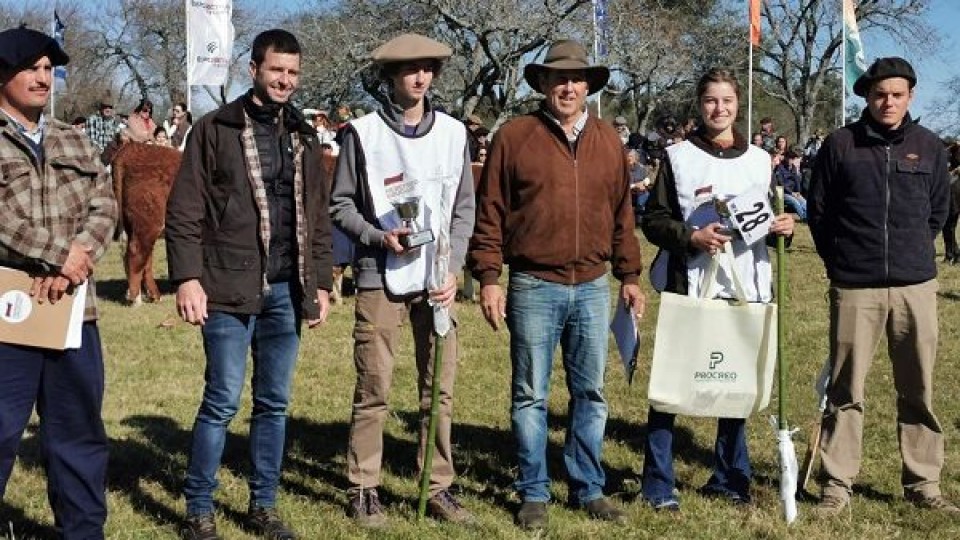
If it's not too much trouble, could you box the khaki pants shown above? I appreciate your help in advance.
[346,288,458,496]
[820,279,944,499]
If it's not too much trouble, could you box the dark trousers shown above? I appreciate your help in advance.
[0,323,108,540]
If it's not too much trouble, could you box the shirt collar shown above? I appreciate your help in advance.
[0,107,46,143]
[542,106,588,142]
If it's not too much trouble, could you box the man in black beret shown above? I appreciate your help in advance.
[0,27,117,539]
[809,56,958,516]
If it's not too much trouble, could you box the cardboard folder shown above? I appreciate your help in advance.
[0,267,86,350]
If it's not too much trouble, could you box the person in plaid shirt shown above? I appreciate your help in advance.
[0,27,117,539]
[85,100,120,153]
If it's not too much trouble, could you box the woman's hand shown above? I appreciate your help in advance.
[769,213,795,237]
[690,222,733,255]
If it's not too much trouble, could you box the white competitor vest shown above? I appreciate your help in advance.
[666,140,774,302]
[352,112,466,295]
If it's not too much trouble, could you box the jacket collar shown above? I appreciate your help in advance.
[859,107,914,144]
[686,127,749,158]
[214,91,316,136]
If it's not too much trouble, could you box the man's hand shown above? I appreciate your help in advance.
[480,284,506,331]
[176,279,208,325]
[621,282,646,319]
[307,289,331,328]
[30,275,72,304]
[382,227,412,255]
[61,242,94,285]
[429,272,458,309]
[770,213,795,237]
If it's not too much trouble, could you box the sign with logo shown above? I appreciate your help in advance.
[187,0,234,86]
[726,190,773,246]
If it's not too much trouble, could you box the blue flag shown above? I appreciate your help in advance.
[53,11,66,81]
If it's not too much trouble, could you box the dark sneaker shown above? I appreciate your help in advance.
[698,486,752,507]
[427,490,475,524]
[347,488,388,528]
[246,506,297,540]
[583,497,627,523]
[515,501,548,530]
[181,513,220,540]
[907,493,960,514]
[814,493,850,516]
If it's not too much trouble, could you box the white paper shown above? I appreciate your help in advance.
[727,190,774,246]
[64,281,87,349]
[610,294,640,384]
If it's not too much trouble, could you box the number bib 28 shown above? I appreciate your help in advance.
[727,191,773,245]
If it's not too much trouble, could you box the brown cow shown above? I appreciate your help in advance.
[111,142,182,305]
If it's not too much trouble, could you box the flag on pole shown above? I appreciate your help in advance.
[843,0,867,93]
[593,0,609,57]
[53,11,67,83]
[186,0,234,86]
[749,0,761,46]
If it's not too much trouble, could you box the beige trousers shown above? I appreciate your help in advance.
[820,279,944,499]
[346,288,459,496]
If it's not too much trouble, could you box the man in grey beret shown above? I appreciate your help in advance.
[809,56,958,516]
[330,33,475,527]
[0,27,117,539]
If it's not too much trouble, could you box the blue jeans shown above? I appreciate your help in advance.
[184,281,301,516]
[507,272,610,505]
[784,193,807,221]
[642,408,751,504]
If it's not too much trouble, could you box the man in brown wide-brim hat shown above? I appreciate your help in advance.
[331,32,476,527]
[470,38,645,530]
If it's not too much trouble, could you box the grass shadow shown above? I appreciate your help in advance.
[94,277,177,305]
[0,500,60,540]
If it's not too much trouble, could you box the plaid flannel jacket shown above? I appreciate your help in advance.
[0,111,118,320]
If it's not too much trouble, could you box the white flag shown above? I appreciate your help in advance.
[186,0,234,86]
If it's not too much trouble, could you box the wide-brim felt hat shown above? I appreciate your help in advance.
[371,33,452,65]
[853,56,917,97]
[0,27,69,71]
[523,39,609,96]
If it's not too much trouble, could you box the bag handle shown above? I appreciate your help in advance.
[699,241,749,303]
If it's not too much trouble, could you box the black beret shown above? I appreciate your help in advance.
[853,57,916,97]
[0,27,69,71]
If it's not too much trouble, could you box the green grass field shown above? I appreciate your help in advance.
[5,225,960,539]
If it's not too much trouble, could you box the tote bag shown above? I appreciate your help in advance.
[647,245,777,418]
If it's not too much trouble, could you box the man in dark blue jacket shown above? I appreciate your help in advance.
[808,57,956,516]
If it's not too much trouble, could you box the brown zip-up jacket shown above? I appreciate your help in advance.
[469,108,643,286]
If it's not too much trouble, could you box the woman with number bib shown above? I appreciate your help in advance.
[639,68,794,511]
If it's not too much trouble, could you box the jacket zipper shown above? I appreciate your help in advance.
[569,138,579,285]
[883,145,891,281]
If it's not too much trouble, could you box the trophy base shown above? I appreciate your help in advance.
[400,230,435,249]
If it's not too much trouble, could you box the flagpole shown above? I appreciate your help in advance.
[50,8,56,120]
[841,3,846,127]
[748,34,753,139]
[592,0,601,118]
[185,0,192,116]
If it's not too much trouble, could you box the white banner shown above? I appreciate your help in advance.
[186,0,234,86]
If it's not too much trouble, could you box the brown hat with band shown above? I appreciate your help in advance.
[371,33,452,65]
[523,39,609,95]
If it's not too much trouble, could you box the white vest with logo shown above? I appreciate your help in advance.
[352,112,466,295]
[666,140,774,302]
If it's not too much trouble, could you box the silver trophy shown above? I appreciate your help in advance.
[393,196,435,249]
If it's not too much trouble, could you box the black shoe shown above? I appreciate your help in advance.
[181,513,220,540]
[347,488,388,528]
[246,506,297,540]
[583,497,627,523]
[515,501,548,530]
[698,485,752,507]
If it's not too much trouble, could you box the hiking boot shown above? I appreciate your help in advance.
[515,501,548,530]
[347,488,388,528]
[815,493,850,516]
[583,497,627,523]
[907,494,960,514]
[427,490,475,524]
[246,506,297,540]
[181,513,220,540]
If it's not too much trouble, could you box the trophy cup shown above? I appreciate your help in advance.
[393,196,435,249]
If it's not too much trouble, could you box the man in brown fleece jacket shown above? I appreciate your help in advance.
[468,39,645,530]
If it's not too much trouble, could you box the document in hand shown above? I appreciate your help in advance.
[610,294,640,385]
[0,267,86,350]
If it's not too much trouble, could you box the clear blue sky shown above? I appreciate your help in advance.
[860,1,960,123]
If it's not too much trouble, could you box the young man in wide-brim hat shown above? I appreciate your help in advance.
[470,38,645,530]
[330,32,476,527]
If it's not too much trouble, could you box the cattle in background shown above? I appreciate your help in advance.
[111,142,182,305]
[942,142,960,264]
